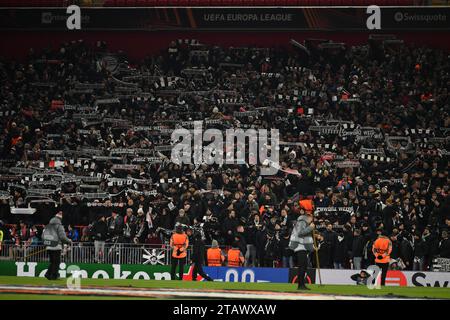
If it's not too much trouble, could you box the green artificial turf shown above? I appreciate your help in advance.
[0,276,448,299]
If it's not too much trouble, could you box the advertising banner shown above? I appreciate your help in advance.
[0,261,182,280]
[203,266,290,283]
[0,261,291,283]
[1,262,448,287]
[0,7,449,31]
[319,269,450,287]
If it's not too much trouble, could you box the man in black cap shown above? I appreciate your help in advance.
[42,211,72,280]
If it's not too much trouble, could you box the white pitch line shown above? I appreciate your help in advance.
[0,285,402,300]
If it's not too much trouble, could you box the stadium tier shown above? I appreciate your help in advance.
[0,37,449,273]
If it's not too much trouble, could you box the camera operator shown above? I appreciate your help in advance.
[191,232,213,281]
[202,209,220,243]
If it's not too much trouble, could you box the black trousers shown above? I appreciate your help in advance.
[376,262,389,286]
[192,262,212,281]
[296,250,308,287]
[170,257,185,280]
[46,250,61,280]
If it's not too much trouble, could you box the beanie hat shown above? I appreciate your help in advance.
[211,240,219,248]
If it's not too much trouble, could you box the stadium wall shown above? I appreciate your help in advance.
[2,261,448,287]
[1,31,449,62]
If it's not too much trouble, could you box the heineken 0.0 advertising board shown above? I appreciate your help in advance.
[0,261,184,280]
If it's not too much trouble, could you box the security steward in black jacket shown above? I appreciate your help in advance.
[191,232,213,281]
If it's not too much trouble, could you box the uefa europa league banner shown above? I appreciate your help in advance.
[0,7,449,31]
[0,262,447,287]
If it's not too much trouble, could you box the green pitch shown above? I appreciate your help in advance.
[0,276,448,300]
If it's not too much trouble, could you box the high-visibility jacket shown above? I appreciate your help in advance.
[372,236,392,264]
[207,248,224,266]
[299,199,314,213]
[170,232,189,259]
[227,248,244,267]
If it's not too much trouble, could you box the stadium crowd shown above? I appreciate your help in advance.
[0,38,449,271]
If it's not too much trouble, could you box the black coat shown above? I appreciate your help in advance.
[400,239,414,268]
[382,205,396,234]
[439,238,450,258]
[279,237,293,257]
[192,237,206,264]
[316,240,331,268]
[264,237,279,260]
[92,220,108,241]
[323,229,337,265]
[351,235,365,258]
[414,239,428,258]
[333,236,348,264]
[390,239,401,259]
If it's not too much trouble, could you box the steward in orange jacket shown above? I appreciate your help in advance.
[170,224,189,280]
[227,242,245,267]
[372,230,392,286]
[207,240,225,266]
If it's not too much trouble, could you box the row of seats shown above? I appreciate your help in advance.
[0,0,418,7]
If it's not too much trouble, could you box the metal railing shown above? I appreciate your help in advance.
[0,242,192,266]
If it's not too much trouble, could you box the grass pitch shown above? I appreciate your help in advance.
[0,276,448,300]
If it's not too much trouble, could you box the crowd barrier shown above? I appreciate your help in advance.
[0,242,189,266]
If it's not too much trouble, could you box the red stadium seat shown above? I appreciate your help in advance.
[252,0,266,6]
[135,0,147,5]
[221,0,234,6]
[153,0,168,6]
